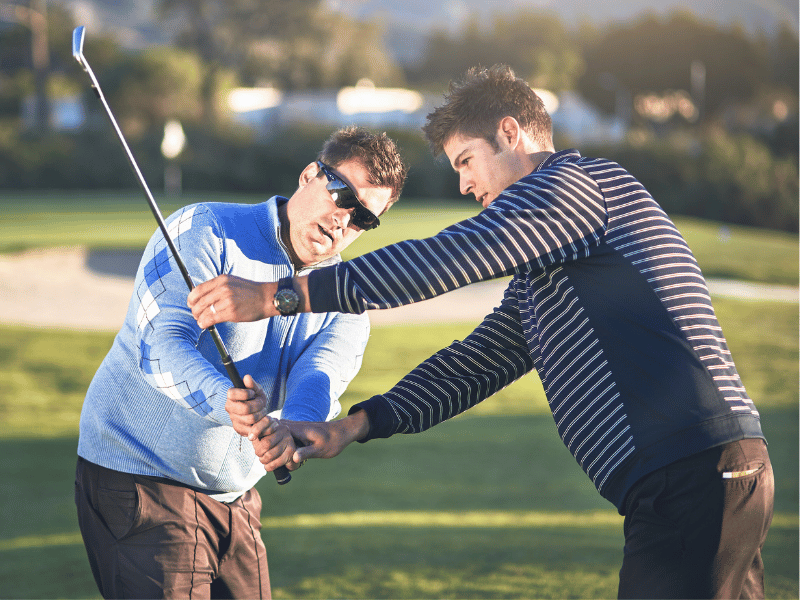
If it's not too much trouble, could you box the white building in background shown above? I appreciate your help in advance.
[550,91,628,145]
[30,81,628,146]
[531,87,625,144]
[21,94,86,130]
[227,78,436,137]
[227,81,628,145]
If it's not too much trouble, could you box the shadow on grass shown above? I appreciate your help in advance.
[0,409,796,599]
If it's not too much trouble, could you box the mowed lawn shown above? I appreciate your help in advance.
[0,192,797,598]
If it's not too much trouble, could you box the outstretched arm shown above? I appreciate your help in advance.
[247,409,371,465]
[188,160,606,329]
[350,285,535,440]
[249,284,534,471]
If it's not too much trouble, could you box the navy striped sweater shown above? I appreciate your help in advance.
[307,149,764,512]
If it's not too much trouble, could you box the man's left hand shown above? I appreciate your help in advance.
[249,418,302,472]
[188,275,278,329]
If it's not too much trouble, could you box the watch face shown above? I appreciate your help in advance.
[274,288,299,315]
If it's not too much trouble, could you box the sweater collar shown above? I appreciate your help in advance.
[254,196,341,275]
[536,148,582,172]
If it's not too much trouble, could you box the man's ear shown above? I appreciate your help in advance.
[497,116,522,150]
[299,162,320,187]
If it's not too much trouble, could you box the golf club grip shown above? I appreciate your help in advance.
[221,352,292,486]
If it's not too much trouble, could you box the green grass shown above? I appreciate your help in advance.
[0,410,796,599]
[1,191,797,285]
[675,217,799,286]
[0,297,797,598]
[1,300,795,440]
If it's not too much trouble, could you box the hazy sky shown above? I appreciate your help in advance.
[325,0,798,34]
[62,0,798,52]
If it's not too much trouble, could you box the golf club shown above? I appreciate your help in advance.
[72,25,292,485]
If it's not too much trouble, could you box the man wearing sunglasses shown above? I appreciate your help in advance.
[75,125,406,599]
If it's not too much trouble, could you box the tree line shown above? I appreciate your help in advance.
[0,1,797,231]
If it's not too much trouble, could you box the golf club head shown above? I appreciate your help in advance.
[73,26,87,71]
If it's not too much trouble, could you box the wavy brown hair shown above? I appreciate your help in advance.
[318,126,408,210]
[422,64,553,157]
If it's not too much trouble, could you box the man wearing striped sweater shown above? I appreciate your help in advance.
[190,66,773,599]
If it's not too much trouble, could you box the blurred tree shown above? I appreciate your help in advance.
[27,0,48,132]
[242,12,404,89]
[0,2,80,71]
[408,10,583,92]
[157,0,316,122]
[157,0,402,122]
[0,2,85,125]
[44,2,82,72]
[577,12,776,123]
[730,35,798,161]
[0,0,52,132]
[100,47,205,139]
[770,24,799,92]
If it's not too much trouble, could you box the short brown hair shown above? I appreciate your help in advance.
[422,64,553,157]
[318,126,408,210]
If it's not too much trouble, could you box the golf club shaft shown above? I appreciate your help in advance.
[73,26,291,485]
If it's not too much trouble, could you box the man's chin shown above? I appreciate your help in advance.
[303,245,336,266]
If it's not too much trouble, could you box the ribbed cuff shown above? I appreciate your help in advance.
[348,396,397,442]
[307,266,341,313]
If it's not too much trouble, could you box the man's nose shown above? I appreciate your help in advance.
[332,206,353,229]
[460,174,472,196]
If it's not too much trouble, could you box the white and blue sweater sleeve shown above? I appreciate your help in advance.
[133,204,233,425]
[283,312,370,422]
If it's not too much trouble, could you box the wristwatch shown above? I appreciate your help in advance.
[273,277,300,316]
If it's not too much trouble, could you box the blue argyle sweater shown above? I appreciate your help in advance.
[307,149,764,512]
[78,197,369,501]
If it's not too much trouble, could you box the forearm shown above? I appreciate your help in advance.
[282,311,369,422]
[352,295,534,440]
[135,202,244,423]
[285,408,372,462]
[141,324,234,423]
[334,409,371,445]
[189,275,309,327]
[304,180,606,315]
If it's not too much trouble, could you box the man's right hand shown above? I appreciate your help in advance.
[279,409,371,463]
[226,374,269,437]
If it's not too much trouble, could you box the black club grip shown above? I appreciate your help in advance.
[222,352,292,485]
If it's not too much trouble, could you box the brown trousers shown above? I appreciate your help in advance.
[75,457,271,599]
[618,438,774,599]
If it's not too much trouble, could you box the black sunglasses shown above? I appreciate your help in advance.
[316,161,380,231]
